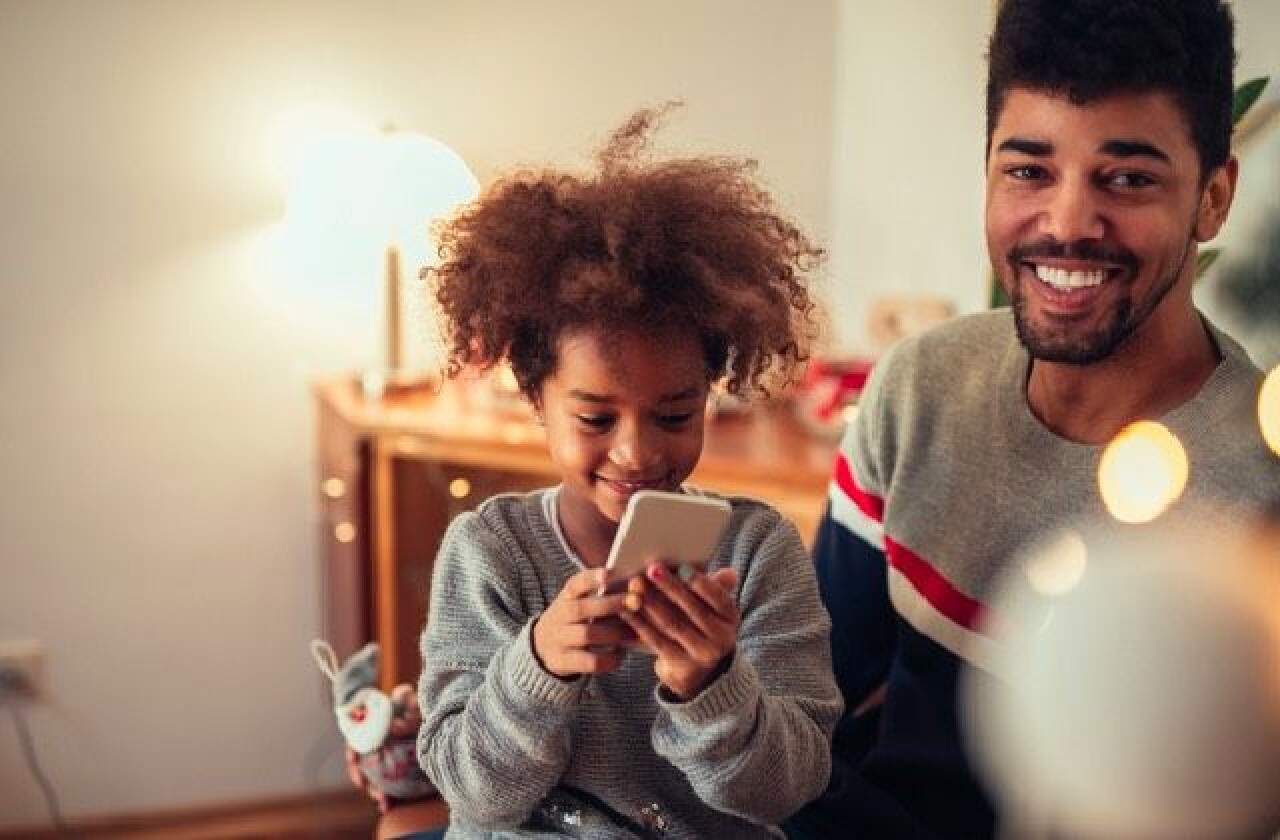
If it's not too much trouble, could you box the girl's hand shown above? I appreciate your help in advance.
[621,563,740,701]
[532,567,635,679]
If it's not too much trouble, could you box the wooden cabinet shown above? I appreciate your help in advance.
[314,376,839,690]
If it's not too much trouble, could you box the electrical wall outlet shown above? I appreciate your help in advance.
[0,639,46,702]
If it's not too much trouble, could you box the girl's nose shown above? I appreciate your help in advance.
[608,424,662,471]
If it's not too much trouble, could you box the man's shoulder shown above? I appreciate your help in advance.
[871,309,1018,396]
[901,308,1014,356]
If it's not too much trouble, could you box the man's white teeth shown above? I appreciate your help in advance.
[1035,265,1106,290]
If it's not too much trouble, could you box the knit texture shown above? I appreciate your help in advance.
[418,490,844,839]
[791,308,1280,839]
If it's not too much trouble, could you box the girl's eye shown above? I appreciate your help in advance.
[575,415,614,430]
[659,412,695,427]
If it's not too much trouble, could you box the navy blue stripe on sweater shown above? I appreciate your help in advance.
[785,503,996,840]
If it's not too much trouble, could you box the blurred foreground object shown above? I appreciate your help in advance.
[962,518,1280,839]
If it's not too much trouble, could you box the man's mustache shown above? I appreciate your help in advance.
[1010,239,1140,271]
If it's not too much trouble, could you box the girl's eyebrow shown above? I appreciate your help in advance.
[567,389,614,403]
[567,384,704,403]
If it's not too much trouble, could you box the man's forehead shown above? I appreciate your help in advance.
[990,87,1196,155]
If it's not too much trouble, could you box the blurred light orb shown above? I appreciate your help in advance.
[1097,421,1188,523]
[1260,364,1280,457]
[1023,529,1088,596]
[963,522,1280,839]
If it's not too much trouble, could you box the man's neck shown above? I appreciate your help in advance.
[1025,312,1220,445]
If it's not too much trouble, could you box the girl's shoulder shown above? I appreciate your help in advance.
[685,487,798,552]
[442,487,558,561]
[687,485,785,521]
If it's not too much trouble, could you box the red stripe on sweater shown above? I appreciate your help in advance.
[833,451,883,521]
[885,538,988,632]
[833,451,988,633]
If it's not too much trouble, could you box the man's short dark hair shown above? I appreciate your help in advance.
[986,0,1236,176]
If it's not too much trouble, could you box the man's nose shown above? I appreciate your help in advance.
[1040,179,1106,244]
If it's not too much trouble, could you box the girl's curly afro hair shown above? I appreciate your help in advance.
[426,105,823,399]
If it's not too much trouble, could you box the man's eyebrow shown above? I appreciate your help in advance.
[1099,139,1171,163]
[996,137,1052,156]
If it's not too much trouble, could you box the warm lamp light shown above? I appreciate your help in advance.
[370,130,480,379]
[279,117,479,387]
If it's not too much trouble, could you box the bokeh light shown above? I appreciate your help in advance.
[963,521,1280,839]
[1023,529,1088,597]
[1097,421,1188,523]
[1260,364,1280,457]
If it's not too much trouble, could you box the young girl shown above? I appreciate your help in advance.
[417,108,842,838]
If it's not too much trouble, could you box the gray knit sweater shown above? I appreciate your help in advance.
[417,490,844,839]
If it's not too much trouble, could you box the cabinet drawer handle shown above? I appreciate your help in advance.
[322,477,346,499]
[333,522,357,543]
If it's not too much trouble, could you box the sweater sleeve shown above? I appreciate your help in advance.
[819,351,898,716]
[416,511,584,830]
[649,512,845,826]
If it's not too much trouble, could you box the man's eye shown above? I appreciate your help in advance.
[1006,164,1046,181]
[575,415,614,430]
[659,412,695,427]
[1106,171,1157,189]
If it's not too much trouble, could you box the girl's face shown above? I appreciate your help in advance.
[537,324,711,553]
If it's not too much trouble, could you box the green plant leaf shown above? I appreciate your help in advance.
[989,271,1010,308]
[1232,77,1269,127]
[1197,248,1223,278]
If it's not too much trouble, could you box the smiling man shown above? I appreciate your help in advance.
[788,1,1280,838]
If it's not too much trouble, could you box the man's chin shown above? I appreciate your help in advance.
[1013,304,1131,365]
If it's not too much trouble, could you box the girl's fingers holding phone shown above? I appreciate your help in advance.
[637,586,724,660]
[645,564,723,639]
[561,567,608,599]
[571,619,635,648]
[689,571,740,622]
[620,608,682,659]
[568,592,628,622]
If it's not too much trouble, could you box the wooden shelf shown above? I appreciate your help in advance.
[313,376,838,689]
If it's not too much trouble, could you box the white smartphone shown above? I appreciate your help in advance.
[603,490,732,590]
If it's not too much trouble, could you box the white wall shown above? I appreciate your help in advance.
[826,1,993,353]
[0,0,836,824]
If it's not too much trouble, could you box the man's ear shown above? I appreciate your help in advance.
[1194,156,1239,242]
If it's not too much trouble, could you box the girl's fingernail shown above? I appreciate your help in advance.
[648,564,666,581]
[624,593,642,612]
[678,564,695,582]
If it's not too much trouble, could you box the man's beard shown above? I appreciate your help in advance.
[1010,289,1141,365]
[1003,236,1188,366]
